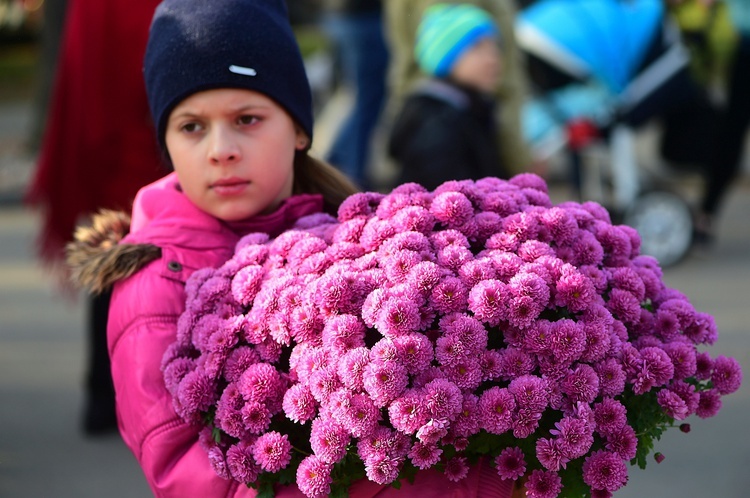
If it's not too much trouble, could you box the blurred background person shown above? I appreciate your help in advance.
[387,3,508,190]
[321,0,389,190]
[24,0,165,435]
[691,0,750,247]
[384,0,533,184]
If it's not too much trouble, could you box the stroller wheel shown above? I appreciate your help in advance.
[623,190,693,268]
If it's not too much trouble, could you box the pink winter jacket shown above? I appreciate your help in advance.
[75,173,515,498]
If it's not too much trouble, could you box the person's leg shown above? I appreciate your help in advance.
[699,35,750,235]
[83,289,117,435]
[325,12,389,189]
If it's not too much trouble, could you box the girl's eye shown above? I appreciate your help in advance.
[238,115,259,126]
[181,122,203,133]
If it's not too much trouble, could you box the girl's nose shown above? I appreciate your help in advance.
[208,126,241,165]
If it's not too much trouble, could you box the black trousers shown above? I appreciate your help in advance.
[84,289,116,432]
[702,35,750,216]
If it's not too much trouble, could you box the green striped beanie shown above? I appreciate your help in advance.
[415,3,499,78]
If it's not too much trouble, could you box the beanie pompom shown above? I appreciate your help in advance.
[415,3,499,78]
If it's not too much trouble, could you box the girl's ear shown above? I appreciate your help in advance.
[295,127,310,151]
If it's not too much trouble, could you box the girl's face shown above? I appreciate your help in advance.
[165,88,308,221]
[451,36,502,94]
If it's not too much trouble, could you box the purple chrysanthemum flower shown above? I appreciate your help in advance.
[423,378,463,420]
[495,446,527,480]
[237,362,282,403]
[393,334,433,374]
[176,369,216,419]
[508,374,549,412]
[549,319,587,364]
[322,313,366,353]
[561,364,600,404]
[253,431,292,473]
[207,445,229,480]
[240,400,272,434]
[388,390,428,435]
[296,454,333,498]
[431,191,474,227]
[364,453,403,485]
[582,450,628,492]
[633,347,675,394]
[555,269,597,312]
[696,389,723,418]
[595,358,627,398]
[408,441,443,469]
[657,389,689,420]
[479,386,516,434]
[282,382,317,424]
[376,296,422,337]
[695,351,714,380]
[525,469,563,498]
[444,456,470,482]
[468,279,509,326]
[604,424,638,461]
[593,398,627,436]
[363,361,409,407]
[226,440,259,483]
[452,393,481,437]
[711,355,743,395]
[550,416,594,459]
[310,417,350,464]
[536,436,569,472]
[662,341,697,380]
[606,288,641,325]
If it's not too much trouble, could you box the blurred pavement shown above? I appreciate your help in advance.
[1,96,749,497]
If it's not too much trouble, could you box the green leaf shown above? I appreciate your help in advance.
[255,481,275,498]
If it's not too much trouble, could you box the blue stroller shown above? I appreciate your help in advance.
[518,0,714,267]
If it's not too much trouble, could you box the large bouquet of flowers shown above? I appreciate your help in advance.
[163,174,741,498]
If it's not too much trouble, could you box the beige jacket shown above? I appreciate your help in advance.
[384,0,531,173]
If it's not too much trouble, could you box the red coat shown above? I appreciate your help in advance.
[26,0,164,263]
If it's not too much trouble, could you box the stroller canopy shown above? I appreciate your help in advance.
[516,0,665,94]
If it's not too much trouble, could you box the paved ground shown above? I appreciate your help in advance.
[1,98,749,497]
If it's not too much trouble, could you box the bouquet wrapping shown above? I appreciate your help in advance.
[163,174,742,498]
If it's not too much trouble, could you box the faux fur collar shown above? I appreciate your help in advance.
[66,210,161,294]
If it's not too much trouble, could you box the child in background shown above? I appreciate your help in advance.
[387,3,509,191]
[67,1,517,495]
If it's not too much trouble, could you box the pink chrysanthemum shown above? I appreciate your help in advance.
[495,446,527,480]
[282,383,317,423]
[479,386,516,435]
[444,456,470,482]
[604,424,638,461]
[423,378,463,420]
[363,361,409,407]
[525,469,563,498]
[226,440,259,482]
[550,416,594,459]
[337,347,370,390]
[408,441,443,469]
[561,364,600,404]
[582,450,628,492]
[310,418,350,464]
[376,296,422,337]
[696,389,722,418]
[296,455,333,498]
[468,279,509,326]
[593,398,627,436]
[364,453,403,485]
[536,437,569,472]
[711,355,743,395]
[253,431,292,473]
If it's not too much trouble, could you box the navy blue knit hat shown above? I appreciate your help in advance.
[144,0,313,151]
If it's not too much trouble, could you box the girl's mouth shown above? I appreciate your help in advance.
[211,177,250,196]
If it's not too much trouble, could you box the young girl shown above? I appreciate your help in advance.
[67,0,518,496]
[387,4,509,190]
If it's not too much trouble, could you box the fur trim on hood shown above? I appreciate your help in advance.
[66,209,161,295]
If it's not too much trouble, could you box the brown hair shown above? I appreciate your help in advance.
[292,152,360,214]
